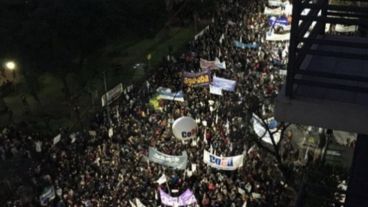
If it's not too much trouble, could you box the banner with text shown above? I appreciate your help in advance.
[203,150,244,170]
[200,58,226,70]
[234,40,259,49]
[101,83,123,107]
[183,70,211,87]
[149,147,188,170]
[159,188,197,206]
[266,31,290,41]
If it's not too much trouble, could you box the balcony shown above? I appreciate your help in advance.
[275,0,368,134]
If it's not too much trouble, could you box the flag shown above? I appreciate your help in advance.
[212,76,236,92]
[247,145,257,154]
[53,134,61,145]
[238,187,246,195]
[40,186,55,206]
[88,130,96,137]
[129,200,137,207]
[191,163,197,172]
[245,182,252,193]
[108,128,114,138]
[227,20,236,25]
[149,95,161,111]
[304,145,310,161]
[225,119,230,135]
[219,33,225,44]
[203,128,208,144]
[70,133,76,143]
[135,198,146,207]
[156,174,167,185]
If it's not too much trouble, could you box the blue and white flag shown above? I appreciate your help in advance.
[252,114,281,145]
[212,76,236,92]
[157,88,185,102]
[234,40,259,49]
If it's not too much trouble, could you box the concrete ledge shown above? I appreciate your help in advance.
[275,87,368,134]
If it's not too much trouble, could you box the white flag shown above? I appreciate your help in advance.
[245,182,252,193]
[191,163,197,172]
[135,198,146,207]
[88,130,96,137]
[247,145,257,154]
[108,128,114,138]
[155,174,167,185]
[203,128,208,144]
[70,133,76,143]
[238,187,245,195]
[53,134,61,145]
[219,33,225,44]
[304,145,310,161]
[225,119,230,135]
[129,200,137,207]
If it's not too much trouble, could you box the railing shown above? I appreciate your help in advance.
[285,0,368,97]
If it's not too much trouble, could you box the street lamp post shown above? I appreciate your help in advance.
[103,71,112,126]
[4,61,17,80]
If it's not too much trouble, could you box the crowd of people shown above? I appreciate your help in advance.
[1,0,299,206]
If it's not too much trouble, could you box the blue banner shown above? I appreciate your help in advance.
[234,41,259,49]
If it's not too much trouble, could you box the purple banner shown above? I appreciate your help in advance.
[159,188,197,206]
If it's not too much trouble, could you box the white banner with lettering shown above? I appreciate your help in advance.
[203,150,244,170]
[101,83,123,107]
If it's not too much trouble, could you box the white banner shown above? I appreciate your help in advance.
[209,84,223,96]
[335,24,358,33]
[266,31,290,41]
[101,83,123,107]
[203,150,244,170]
[264,6,283,16]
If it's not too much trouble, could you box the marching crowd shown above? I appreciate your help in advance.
[1,0,297,206]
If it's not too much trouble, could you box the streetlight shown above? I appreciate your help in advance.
[5,61,16,71]
[3,61,17,80]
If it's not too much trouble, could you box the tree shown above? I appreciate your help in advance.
[250,113,292,180]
